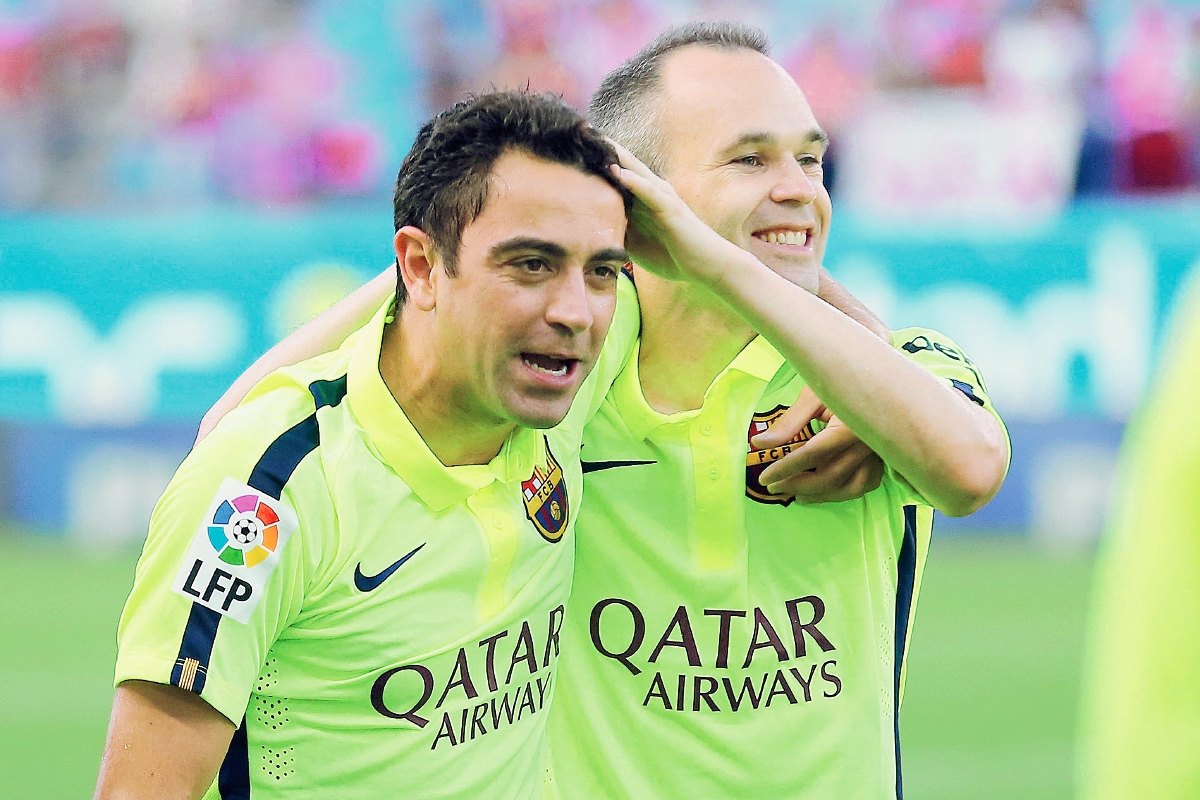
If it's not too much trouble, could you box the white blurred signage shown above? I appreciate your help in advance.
[839,93,1084,225]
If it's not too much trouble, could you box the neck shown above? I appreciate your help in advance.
[379,307,514,466]
[635,270,755,415]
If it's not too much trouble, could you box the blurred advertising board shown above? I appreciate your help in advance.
[1,201,1198,542]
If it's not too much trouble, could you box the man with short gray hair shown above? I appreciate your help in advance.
[547,22,1008,799]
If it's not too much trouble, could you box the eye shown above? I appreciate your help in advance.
[734,153,764,168]
[516,257,549,272]
[590,264,619,280]
[798,153,823,168]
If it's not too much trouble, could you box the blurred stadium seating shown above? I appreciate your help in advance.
[2,0,1198,797]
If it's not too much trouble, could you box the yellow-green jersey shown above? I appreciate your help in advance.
[1078,283,1200,800]
[115,278,638,799]
[549,328,1006,800]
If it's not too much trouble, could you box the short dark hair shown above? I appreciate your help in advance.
[589,21,770,175]
[392,90,630,302]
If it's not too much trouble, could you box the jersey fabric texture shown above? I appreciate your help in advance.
[548,328,1007,800]
[114,277,639,800]
[1078,282,1200,800]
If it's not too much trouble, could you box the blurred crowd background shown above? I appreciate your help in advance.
[0,0,1198,208]
[4,0,1200,549]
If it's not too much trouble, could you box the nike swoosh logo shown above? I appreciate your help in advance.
[581,459,656,474]
[354,544,425,592]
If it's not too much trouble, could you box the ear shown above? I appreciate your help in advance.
[394,226,440,312]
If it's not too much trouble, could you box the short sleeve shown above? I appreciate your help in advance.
[114,395,320,724]
[879,328,1010,506]
[892,327,1010,461]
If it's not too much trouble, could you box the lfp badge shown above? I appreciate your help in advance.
[207,492,281,568]
[522,443,569,542]
[172,478,298,623]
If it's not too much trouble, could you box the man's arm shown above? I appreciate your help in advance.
[196,269,394,441]
[94,681,235,800]
[611,149,1007,516]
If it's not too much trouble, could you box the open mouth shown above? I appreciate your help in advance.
[521,353,578,379]
[752,228,812,247]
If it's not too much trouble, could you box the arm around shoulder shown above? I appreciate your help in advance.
[196,268,394,442]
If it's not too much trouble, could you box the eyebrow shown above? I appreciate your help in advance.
[718,128,830,157]
[488,237,628,264]
[488,237,568,261]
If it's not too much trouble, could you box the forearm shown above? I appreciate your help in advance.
[197,268,394,442]
[712,254,1006,515]
[94,681,235,800]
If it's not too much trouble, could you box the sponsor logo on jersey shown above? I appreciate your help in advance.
[172,477,298,623]
[370,605,565,750]
[522,443,569,542]
[745,405,818,506]
[588,596,843,713]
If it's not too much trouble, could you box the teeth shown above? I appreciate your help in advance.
[758,231,806,245]
[523,357,569,377]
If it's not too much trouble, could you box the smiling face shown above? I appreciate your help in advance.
[430,149,629,429]
[654,45,831,293]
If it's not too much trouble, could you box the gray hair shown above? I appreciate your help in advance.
[588,21,770,175]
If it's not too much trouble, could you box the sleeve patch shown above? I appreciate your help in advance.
[171,478,298,624]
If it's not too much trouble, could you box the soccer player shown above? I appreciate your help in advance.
[196,23,1010,800]
[94,91,641,799]
[1077,279,1200,800]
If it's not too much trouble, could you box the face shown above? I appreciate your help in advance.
[654,46,832,293]
[430,150,628,429]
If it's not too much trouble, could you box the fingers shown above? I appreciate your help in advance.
[751,387,826,449]
[770,444,885,503]
[758,420,856,486]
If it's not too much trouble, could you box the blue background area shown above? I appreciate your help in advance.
[1,199,1198,534]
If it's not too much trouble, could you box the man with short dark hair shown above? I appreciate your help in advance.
[95,91,640,800]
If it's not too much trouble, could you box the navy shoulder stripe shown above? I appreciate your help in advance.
[892,504,919,800]
[247,375,348,500]
[168,375,347,712]
[169,603,221,694]
[310,375,348,410]
[218,716,251,799]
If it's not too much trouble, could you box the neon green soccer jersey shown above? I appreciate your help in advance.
[1078,282,1200,800]
[114,277,638,799]
[548,328,1007,800]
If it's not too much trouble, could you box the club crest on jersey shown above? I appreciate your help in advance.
[522,443,569,542]
[745,405,819,506]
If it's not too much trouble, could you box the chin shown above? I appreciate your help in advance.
[506,399,573,430]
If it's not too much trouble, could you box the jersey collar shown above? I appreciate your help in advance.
[613,334,786,441]
[347,297,544,511]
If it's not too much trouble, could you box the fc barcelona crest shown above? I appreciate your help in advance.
[745,405,819,506]
[522,441,569,542]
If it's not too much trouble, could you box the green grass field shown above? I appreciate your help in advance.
[0,530,1094,800]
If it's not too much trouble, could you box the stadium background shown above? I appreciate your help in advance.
[1,0,1198,797]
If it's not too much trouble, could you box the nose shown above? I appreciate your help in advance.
[544,268,594,336]
[769,158,820,205]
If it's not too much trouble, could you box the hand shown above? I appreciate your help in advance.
[751,387,885,503]
[607,141,752,286]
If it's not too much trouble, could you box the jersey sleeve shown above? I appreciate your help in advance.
[114,391,325,725]
[558,273,641,438]
[883,327,1011,505]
